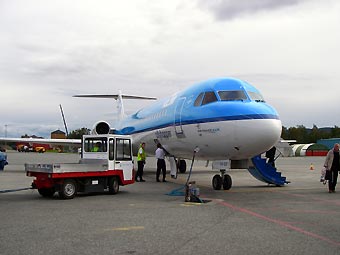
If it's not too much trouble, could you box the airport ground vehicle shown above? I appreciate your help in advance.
[18,144,46,153]
[25,134,135,199]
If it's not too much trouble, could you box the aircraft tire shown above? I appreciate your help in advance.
[108,177,119,194]
[212,175,222,190]
[59,179,77,199]
[38,188,55,198]
[222,174,232,190]
[178,160,187,173]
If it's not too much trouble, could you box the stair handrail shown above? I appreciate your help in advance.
[274,147,283,162]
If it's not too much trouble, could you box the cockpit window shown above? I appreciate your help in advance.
[194,92,204,106]
[201,91,218,105]
[248,91,265,102]
[218,91,248,101]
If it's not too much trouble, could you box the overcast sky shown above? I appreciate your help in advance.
[1,0,339,138]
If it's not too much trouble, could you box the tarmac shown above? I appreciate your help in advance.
[1,151,340,255]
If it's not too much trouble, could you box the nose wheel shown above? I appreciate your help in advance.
[212,170,232,190]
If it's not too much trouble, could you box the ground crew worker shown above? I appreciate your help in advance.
[92,142,102,152]
[136,142,146,182]
[155,143,166,182]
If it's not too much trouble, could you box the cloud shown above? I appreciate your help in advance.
[0,0,340,138]
[197,0,307,20]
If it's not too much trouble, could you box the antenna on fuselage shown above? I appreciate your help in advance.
[59,104,69,137]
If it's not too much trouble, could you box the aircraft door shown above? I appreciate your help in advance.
[174,97,186,135]
[115,138,133,180]
[108,138,115,170]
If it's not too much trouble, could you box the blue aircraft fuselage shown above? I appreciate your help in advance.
[115,77,282,160]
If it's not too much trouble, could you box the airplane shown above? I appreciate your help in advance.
[0,77,282,190]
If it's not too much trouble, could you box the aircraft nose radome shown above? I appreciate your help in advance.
[255,119,282,154]
[218,117,282,161]
[233,117,281,159]
[247,103,281,149]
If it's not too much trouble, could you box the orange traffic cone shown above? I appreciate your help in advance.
[310,163,314,170]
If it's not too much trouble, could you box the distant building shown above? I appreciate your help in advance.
[51,130,66,139]
[317,138,340,150]
[275,139,295,157]
[292,143,329,156]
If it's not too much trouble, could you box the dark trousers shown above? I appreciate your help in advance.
[267,158,275,168]
[0,160,7,171]
[156,159,166,181]
[328,170,338,191]
[136,161,145,180]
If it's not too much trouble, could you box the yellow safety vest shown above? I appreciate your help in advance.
[137,146,146,161]
[92,146,99,152]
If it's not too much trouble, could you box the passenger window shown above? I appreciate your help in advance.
[201,91,217,105]
[218,91,248,101]
[194,93,204,106]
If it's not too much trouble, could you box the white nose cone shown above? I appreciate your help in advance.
[235,119,282,158]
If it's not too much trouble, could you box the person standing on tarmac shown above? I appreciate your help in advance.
[324,143,340,193]
[266,146,276,168]
[136,142,146,182]
[0,148,8,171]
[155,143,166,182]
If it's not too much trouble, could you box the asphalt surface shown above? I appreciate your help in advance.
[1,151,340,255]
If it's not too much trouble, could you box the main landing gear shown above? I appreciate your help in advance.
[178,159,187,173]
[212,170,232,190]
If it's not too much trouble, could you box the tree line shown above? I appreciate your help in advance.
[281,125,340,144]
[67,127,91,139]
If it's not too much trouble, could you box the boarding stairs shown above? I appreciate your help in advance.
[248,155,289,186]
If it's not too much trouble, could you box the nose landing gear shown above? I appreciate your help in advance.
[212,170,232,190]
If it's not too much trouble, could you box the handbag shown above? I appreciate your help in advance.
[325,170,332,181]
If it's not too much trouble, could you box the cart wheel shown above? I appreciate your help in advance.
[212,175,222,190]
[38,188,55,198]
[108,177,119,194]
[59,179,77,199]
[222,174,232,190]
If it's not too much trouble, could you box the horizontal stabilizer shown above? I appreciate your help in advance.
[73,94,157,100]
[74,92,157,121]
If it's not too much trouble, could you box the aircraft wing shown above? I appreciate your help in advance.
[0,137,81,146]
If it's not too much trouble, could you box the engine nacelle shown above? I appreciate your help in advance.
[91,121,111,135]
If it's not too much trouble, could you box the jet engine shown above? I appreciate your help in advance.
[92,121,111,135]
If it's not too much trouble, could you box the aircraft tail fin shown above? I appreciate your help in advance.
[117,90,125,120]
